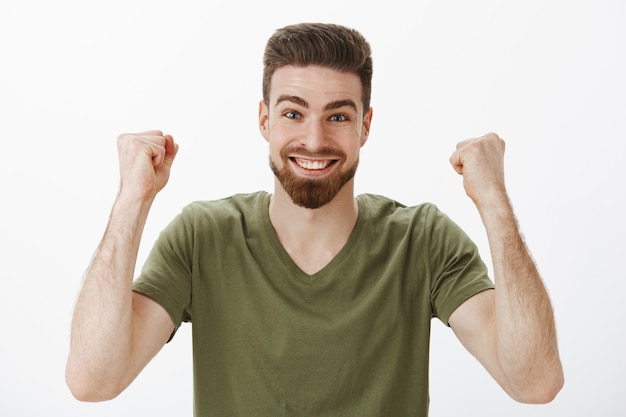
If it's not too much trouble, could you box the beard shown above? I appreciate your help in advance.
[270,146,359,209]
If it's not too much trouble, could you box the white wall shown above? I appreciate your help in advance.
[1,0,624,415]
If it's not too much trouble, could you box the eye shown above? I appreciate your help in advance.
[329,114,347,122]
[284,110,301,120]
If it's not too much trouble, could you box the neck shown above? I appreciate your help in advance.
[270,178,358,226]
[268,179,359,273]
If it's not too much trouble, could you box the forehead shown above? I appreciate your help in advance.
[269,65,363,111]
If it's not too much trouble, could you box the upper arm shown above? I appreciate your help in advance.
[122,292,176,388]
[448,289,509,390]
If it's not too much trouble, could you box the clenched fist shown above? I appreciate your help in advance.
[116,130,179,200]
[450,132,507,208]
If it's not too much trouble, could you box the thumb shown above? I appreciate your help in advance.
[163,134,179,168]
[449,149,464,175]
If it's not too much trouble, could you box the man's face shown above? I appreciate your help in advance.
[259,65,372,209]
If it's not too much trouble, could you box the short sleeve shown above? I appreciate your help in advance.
[427,206,494,326]
[133,206,194,337]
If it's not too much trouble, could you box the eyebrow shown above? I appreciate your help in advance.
[275,95,308,108]
[275,95,358,113]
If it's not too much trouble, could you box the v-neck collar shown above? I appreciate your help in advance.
[259,192,367,284]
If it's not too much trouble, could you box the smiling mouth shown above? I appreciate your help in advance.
[291,157,338,170]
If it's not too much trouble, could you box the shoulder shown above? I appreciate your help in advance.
[182,191,269,220]
[357,193,442,224]
[357,194,475,246]
[158,192,268,238]
[356,194,453,245]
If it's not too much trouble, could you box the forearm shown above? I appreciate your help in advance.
[66,193,154,400]
[479,195,563,401]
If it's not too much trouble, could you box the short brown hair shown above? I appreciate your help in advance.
[262,23,373,111]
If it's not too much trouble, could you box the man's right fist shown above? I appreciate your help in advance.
[116,130,179,200]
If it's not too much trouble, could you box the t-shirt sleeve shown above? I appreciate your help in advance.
[426,205,494,326]
[133,206,194,338]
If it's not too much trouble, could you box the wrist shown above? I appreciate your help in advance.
[110,190,154,232]
[474,190,516,230]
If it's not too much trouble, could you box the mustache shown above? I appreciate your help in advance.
[281,145,346,160]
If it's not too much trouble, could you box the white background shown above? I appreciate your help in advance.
[1,0,624,415]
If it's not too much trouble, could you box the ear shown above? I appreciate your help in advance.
[258,100,270,142]
[360,106,373,147]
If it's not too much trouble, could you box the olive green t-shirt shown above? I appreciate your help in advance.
[133,192,494,416]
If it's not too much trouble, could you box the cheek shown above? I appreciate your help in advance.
[267,125,295,154]
[345,136,364,156]
[267,139,288,167]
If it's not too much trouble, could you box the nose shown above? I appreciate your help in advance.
[300,119,330,151]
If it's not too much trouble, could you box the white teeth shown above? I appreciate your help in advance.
[296,159,331,170]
